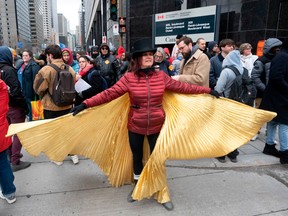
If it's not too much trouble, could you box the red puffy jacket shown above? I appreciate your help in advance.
[84,70,210,135]
[0,79,12,152]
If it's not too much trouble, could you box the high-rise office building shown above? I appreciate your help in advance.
[0,0,18,48]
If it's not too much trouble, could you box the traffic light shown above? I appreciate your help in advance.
[110,0,117,21]
[119,17,126,34]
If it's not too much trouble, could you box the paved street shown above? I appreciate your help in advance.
[1,127,288,216]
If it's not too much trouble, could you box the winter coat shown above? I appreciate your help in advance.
[33,59,76,111]
[0,46,28,113]
[83,69,211,135]
[75,67,105,105]
[17,59,40,99]
[260,47,288,124]
[62,48,79,73]
[251,38,282,98]
[209,53,225,89]
[96,45,120,87]
[179,48,210,87]
[0,79,12,153]
[215,50,244,98]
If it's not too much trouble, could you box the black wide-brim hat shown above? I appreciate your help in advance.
[132,38,157,59]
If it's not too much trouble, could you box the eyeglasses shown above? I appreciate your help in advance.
[154,55,163,59]
[101,47,108,50]
[178,44,187,51]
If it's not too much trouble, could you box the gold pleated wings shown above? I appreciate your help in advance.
[7,93,276,202]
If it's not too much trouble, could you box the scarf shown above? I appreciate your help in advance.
[79,64,93,77]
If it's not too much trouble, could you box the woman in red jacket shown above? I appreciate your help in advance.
[71,38,219,211]
[0,79,16,204]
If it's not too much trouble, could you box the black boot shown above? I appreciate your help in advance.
[279,150,288,164]
[263,143,280,158]
[127,180,137,203]
[162,201,174,211]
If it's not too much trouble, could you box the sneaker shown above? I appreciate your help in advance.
[12,161,31,172]
[0,191,16,204]
[251,134,258,141]
[263,144,280,158]
[70,155,79,164]
[216,156,226,163]
[162,201,174,211]
[51,161,63,166]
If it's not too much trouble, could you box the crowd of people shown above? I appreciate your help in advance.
[0,35,287,210]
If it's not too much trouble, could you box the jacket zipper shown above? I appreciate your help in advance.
[146,74,150,135]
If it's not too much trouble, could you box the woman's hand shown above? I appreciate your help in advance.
[209,90,220,98]
[70,103,87,116]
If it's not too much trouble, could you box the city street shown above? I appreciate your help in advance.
[1,129,288,216]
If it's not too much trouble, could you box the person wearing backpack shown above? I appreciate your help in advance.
[33,44,79,165]
[214,50,244,163]
[75,55,107,105]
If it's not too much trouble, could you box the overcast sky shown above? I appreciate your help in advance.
[57,0,81,31]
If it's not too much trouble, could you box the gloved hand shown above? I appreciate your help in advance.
[70,103,87,116]
[209,90,220,98]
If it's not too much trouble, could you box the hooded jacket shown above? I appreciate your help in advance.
[96,43,119,87]
[0,46,28,112]
[251,38,282,97]
[215,50,243,98]
[62,48,79,73]
[260,41,288,124]
[0,79,12,152]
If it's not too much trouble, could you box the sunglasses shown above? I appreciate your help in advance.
[101,47,108,50]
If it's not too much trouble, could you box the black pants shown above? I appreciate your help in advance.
[128,131,159,176]
[44,109,70,119]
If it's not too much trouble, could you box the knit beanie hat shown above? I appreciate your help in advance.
[208,41,217,51]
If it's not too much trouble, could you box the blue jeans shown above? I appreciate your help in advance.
[266,120,288,151]
[0,150,16,197]
[26,98,32,121]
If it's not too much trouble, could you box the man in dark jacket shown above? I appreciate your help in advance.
[260,39,288,164]
[95,43,119,87]
[0,46,30,172]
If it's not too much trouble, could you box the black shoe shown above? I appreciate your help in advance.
[216,156,226,163]
[127,189,136,203]
[279,150,288,164]
[162,201,174,211]
[227,155,238,163]
[12,161,31,172]
[263,144,280,158]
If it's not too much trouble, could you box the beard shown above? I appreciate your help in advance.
[182,50,192,59]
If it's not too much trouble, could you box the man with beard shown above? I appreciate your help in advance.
[172,36,210,87]
[33,44,79,165]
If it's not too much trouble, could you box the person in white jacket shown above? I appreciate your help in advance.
[239,43,258,77]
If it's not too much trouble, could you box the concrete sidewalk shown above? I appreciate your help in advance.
[1,128,287,216]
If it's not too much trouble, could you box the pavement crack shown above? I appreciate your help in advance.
[253,208,288,215]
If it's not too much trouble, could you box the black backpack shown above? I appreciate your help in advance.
[49,64,76,106]
[227,66,257,106]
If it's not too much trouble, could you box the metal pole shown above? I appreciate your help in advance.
[119,0,123,47]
